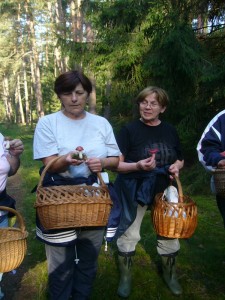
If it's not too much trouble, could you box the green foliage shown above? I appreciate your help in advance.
[41,66,61,114]
[180,163,212,195]
[144,21,203,120]
[0,103,6,122]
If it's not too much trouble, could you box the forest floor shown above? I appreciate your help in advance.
[1,174,31,300]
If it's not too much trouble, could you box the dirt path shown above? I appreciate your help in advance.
[1,174,28,300]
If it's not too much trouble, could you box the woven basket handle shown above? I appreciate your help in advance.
[0,206,26,232]
[37,156,107,188]
[38,156,61,188]
[96,172,107,187]
[174,176,184,203]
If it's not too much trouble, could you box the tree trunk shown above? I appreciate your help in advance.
[103,81,111,119]
[55,0,67,74]
[16,73,25,124]
[70,0,83,42]
[23,58,31,125]
[85,22,94,43]
[2,75,13,123]
[88,75,96,114]
[25,0,44,119]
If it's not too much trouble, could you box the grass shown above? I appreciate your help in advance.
[1,123,225,300]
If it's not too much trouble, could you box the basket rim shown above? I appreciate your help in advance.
[155,193,196,207]
[0,206,26,233]
[0,228,28,243]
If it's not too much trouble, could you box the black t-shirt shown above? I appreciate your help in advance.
[116,119,183,167]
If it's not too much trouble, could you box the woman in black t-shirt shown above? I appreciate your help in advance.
[114,86,184,297]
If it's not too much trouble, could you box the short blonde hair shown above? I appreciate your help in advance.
[136,86,169,108]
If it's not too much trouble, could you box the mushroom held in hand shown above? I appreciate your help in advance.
[4,137,11,150]
[72,146,87,160]
[149,148,159,155]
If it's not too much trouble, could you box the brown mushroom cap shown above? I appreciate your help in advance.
[76,146,84,151]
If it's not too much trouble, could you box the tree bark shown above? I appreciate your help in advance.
[2,75,13,123]
[16,73,25,124]
[25,0,44,119]
[88,75,97,114]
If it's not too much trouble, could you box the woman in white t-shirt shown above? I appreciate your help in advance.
[0,133,24,299]
[33,70,121,300]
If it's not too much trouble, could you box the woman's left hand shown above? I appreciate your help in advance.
[8,139,24,157]
[168,164,179,178]
[168,160,184,179]
[85,158,102,173]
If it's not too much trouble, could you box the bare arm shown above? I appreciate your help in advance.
[42,154,119,174]
[115,154,156,174]
[42,153,83,173]
[7,139,24,176]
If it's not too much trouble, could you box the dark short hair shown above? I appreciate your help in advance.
[136,86,169,107]
[54,70,92,96]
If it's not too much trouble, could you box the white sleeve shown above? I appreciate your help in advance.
[102,119,121,157]
[33,117,59,160]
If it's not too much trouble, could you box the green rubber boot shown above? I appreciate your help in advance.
[117,255,132,298]
[161,256,183,296]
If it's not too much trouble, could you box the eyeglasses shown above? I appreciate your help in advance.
[139,101,160,108]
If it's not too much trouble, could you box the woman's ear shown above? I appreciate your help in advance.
[160,106,166,114]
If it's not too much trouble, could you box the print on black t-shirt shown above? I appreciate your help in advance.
[116,120,183,166]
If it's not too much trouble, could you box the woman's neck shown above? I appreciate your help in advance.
[140,118,161,126]
[62,109,86,120]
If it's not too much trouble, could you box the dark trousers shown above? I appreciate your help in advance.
[216,195,225,228]
[45,228,105,300]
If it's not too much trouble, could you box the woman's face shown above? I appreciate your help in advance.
[59,83,88,119]
[139,92,166,125]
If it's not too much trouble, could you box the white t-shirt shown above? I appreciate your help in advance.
[33,111,121,177]
[0,133,10,192]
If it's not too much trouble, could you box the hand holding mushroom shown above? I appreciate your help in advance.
[136,148,158,171]
[72,146,87,161]
[4,137,24,157]
[64,146,88,166]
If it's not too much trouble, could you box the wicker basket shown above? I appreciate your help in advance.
[151,177,197,238]
[0,206,28,273]
[34,156,113,230]
[212,169,225,196]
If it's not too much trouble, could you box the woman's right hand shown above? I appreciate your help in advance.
[136,154,156,171]
[42,153,85,173]
[65,152,85,166]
